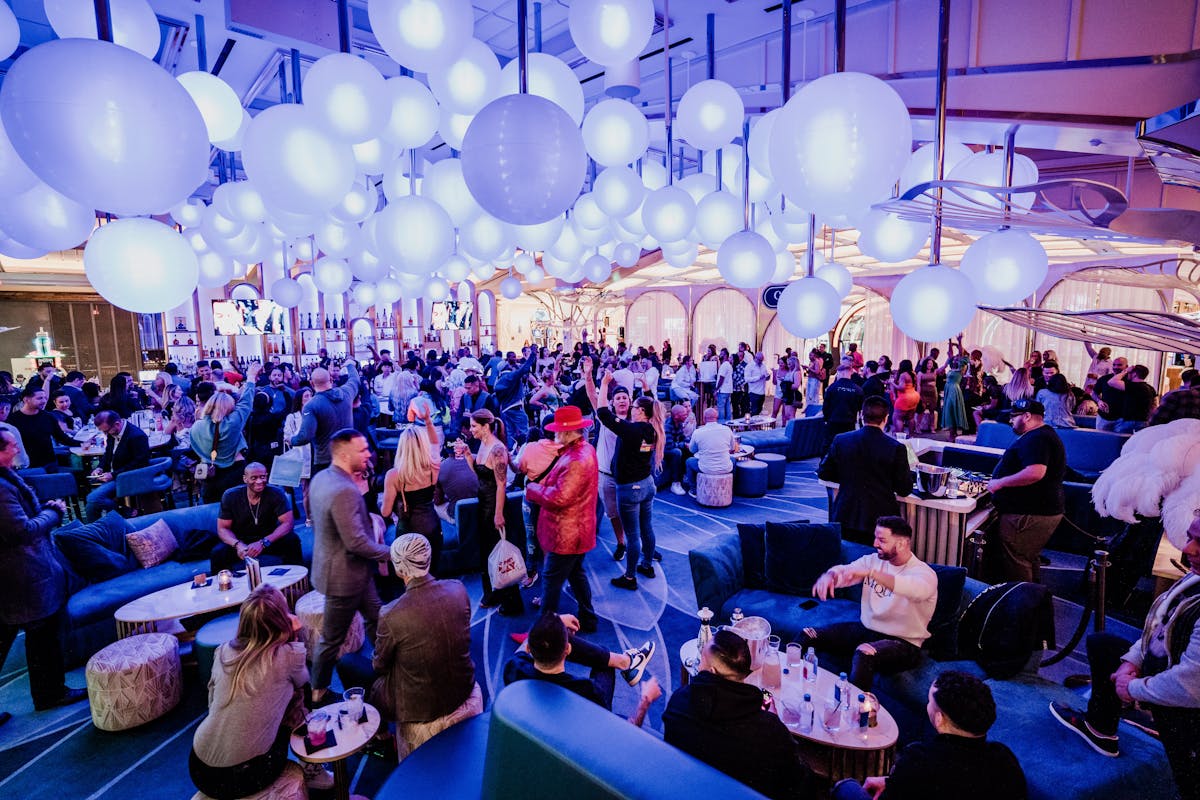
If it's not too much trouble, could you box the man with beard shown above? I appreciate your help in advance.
[801,516,937,693]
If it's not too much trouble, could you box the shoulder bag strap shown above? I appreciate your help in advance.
[532,453,563,484]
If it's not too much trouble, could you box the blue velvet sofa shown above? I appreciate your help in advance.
[739,416,826,461]
[974,420,1128,482]
[376,680,768,800]
[689,529,1175,800]
[421,489,527,576]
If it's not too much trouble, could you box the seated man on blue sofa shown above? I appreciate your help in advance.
[802,516,937,692]
[84,410,150,521]
[833,670,1027,800]
[685,408,736,494]
[211,462,301,572]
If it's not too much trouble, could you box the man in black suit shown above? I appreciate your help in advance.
[818,395,913,545]
[84,410,151,521]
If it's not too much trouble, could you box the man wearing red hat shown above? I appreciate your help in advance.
[526,406,600,633]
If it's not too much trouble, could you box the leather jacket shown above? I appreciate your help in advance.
[526,437,598,556]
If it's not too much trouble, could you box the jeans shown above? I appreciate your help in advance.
[685,456,733,491]
[189,726,291,800]
[598,473,621,541]
[541,551,596,626]
[1095,416,1121,432]
[502,405,528,450]
[1114,419,1148,434]
[670,387,698,404]
[831,780,871,800]
[0,607,68,707]
[616,479,655,578]
[312,581,382,690]
[748,393,766,415]
[799,620,921,692]
[661,448,685,486]
[716,393,732,422]
[209,532,305,573]
[84,480,119,522]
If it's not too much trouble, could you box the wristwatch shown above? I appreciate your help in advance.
[261,538,271,550]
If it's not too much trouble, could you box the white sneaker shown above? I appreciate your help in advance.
[670,482,686,495]
[301,761,335,790]
[435,502,454,524]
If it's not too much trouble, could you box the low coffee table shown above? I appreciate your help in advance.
[291,700,381,800]
[114,565,309,638]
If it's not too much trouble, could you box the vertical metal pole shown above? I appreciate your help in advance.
[708,13,721,192]
[336,0,351,54]
[741,120,751,231]
[1002,124,1018,220]
[517,0,529,95]
[278,60,289,104]
[781,0,792,103]
[291,49,303,104]
[806,216,817,277]
[195,15,208,72]
[834,0,846,73]
[534,2,543,53]
[409,149,418,196]
[94,0,113,43]
[663,0,673,185]
[929,0,951,265]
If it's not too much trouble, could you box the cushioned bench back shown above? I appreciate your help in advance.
[975,421,1018,449]
[1057,428,1128,479]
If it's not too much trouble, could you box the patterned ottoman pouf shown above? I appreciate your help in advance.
[295,590,366,663]
[85,632,182,732]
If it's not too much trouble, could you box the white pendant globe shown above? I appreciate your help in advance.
[663,242,698,268]
[593,166,646,218]
[352,138,399,178]
[771,249,797,283]
[498,52,585,126]
[582,99,649,167]
[641,160,667,191]
[196,251,236,288]
[376,276,402,304]
[769,206,811,245]
[769,71,912,218]
[958,229,1048,306]
[331,182,378,224]
[0,180,94,251]
[572,194,609,230]
[641,185,696,245]
[717,230,775,288]
[0,2,18,61]
[675,79,745,152]
[312,256,353,295]
[375,195,456,276]
[573,218,612,248]
[583,254,612,283]
[214,109,251,152]
[170,199,205,228]
[614,241,641,268]
[424,276,451,301]
[541,251,572,278]
[315,219,362,259]
[352,281,378,307]
[695,190,743,250]
[459,213,511,262]
[271,277,304,308]
[303,53,389,144]
[676,172,715,205]
[898,141,973,195]
[754,215,789,254]
[84,218,199,313]
[176,71,243,145]
[499,275,523,299]
[890,264,978,342]
[815,261,853,299]
[0,117,37,195]
[776,276,842,338]
[511,214,566,252]
[428,38,500,115]
[0,232,45,260]
[292,237,316,262]
[350,247,389,283]
[380,77,440,149]
[44,0,160,59]
[461,93,587,225]
[368,0,474,74]
[568,0,654,67]
[423,157,482,227]
[224,182,267,224]
[0,38,209,216]
[513,252,536,275]
[948,150,1040,215]
[473,261,498,281]
[855,210,928,263]
[549,223,585,262]
[242,104,357,216]
[526,265,546,283]
[440,254,472,282]
[438,107,474,151]
[747,109,781,178]
[382,153,424,203]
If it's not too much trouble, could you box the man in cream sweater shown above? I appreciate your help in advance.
[802,515,938,692]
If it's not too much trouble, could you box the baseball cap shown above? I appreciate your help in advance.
[1011,398,1045,416]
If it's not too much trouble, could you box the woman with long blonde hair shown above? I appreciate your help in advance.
[190,362,261,502]
[190,584,321,798]
[380,424,443,574]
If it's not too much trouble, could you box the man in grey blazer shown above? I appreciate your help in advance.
[309,428,389,703]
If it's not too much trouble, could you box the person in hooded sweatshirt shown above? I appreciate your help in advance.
[663,629,813,800]
[289,362,360,476]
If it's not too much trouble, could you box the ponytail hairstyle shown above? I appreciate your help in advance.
[634,395,665,469]
[471,408,507,448]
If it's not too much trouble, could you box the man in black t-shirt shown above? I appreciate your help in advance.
[211,462,301,572]
[822,362,865,453]
[1093,356,1128,432]
[1106,364,1158,433]
[987,399,1065,583]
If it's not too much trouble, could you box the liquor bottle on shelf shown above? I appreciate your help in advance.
[323,314,330,330]
[307,312,314,329]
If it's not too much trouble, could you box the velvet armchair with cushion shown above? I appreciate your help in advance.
[738,417,825,461]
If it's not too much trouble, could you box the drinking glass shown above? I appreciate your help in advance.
[786,643,803,669]
[822,698,843,733]
[343,686,365,721]
[767,634,781,652]
[779,693,801,729]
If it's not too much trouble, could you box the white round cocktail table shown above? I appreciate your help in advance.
[291,700,381,800]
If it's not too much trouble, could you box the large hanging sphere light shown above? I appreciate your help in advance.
[242,103,356,216]
[747,108,781,178]
[695,190,744,250]
[368,0,474,74]
[380,76,440,149]
[459,212,511,262]
[352,137,400,177]
[574,217,612,248]
[423,157,482,227]
[958,229,1048,306]
[890,264,978,342]
[513,252,535,275]
[582,98,649,167]
[511,214,565,252]
[572,193,609,230]
[582,253,613,283]
[349,247,389,283]
[641,185,696,244]
[302,53,389,143]
[0,118,38,195]
[717,230,775,288]
[312,256,353,295]
[382,153,424,203]
[314,219,362,259]
[376,275,402,304]
[213,109,251,152]
[0,38,209,215]
[438,107,474,151]
[663,242,698,268]
[499,275,523,299]
[855,210,928,263]
[0,2,19,61]
[176,71,243,145]
[948,150,1040,214]
[441,254,472,282]
[0,231,45,260]
[373,195,456,276]
[769,205,811,245]
[771,249,796,283]
[331,182,378,224]
[815,261,853,299]
[768,71,912,218]
[568,0,654,66]
[352,281,378,307]
[196,251,236,288]
[593,166,646,218]
[549,222,585,262]
[675,79,745,152]
[428,38,500,115]
[84,218,199,313]
[0,180,94,251]
[641,159,667,191]
[170,198,205,228]
[271,276,304,308]
[777,276,841,338]
[473,260,498,281]
[498,52,585,126]
[614,241,641,268]
[898,140,973,195]
[424,276,451,301]
[224,181,267,224]
[461,93,587,225]
[44,0,160,59]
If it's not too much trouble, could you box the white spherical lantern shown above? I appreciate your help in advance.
[0,180,94,251]
[382,153,425,203]
[196,251,236,288]
[462,93,587,225]
[441,254,472,281]
[855,210,928,263]
[500,275,523,299]
[573,218,612,248]
[769,205,811,245]
[498,52,585,126]
[511,214,566,252]
[748,109,781,178]
[271,276,304,308]
[424,276,451,301]
[84,218,199,313]
[170,198,205,228]
[695,190,743,250]
[526,265,545,283]
[303,53,388,143]
[376,275,402,304]
[293,237,317,262]
[0,38,209,215]
[898,141,973,195]
[395,271,426,293]
[473,261,498,281]
[225,182,267,224]
[242,103,356,216]
[958,229,1048,306]
[214,109,251,152]
[573,193,608,230]
[428,38,500,115]
[513,252,536,275]
[541,251,572,278]
[352,281,378,307]
[568,0,653,67]
[549,223,585,262]
[315,219,362,259]
[717,231,775,288]
[582,98,649,167]
[771,249,796,283]
[380,77,440,149]
[614,241,641,268]
[423,157,482,227]
[374,195,456,276]
[663,242,698,268]
[44,0,160,59]
[368,0,473,74]
[890,264,978,342]
[948,150,1039,214]
[754,215,789,254]
[593,166,645,218]
[176,71,243,145]
[0,118,36,195]
[777,276,841,338]
[675,79,745,152]
[331,182,378,224]
[676,172,715,206]
[0,232,45,260]
[0,2,19,62]
[769,71,912,218]
[815,261,853,299]
[459,213,511,262]
[350,247,389,283]
[312,256,353,295]
[583,254,612,283]
[641,185,696,244]
[352,137,400,177]
[438,107,474,151]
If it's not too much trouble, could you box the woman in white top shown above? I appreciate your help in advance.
[282,387,313,517]
[697,351,719,413]
[669,355,700,413]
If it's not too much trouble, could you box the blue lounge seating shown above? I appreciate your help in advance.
[974,421,1127,483]
[739,417,825,461]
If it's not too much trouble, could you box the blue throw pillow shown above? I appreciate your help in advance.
[53,511,139,583]
[763,521,842,596]
[927,564,967,658]
[737,518,808,590]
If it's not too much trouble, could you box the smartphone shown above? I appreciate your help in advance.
[799,599,819,610]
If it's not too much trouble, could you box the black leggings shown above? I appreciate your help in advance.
[188,725,291,800]
[799,620,921,693]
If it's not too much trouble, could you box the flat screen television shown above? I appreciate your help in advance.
[212,299,287,335]
[431,300,473,331]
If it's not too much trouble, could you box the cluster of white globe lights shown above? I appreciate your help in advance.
[0,0,1049,343]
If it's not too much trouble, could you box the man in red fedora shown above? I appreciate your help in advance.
[526,406,600,632]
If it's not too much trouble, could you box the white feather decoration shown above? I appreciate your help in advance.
[1161,470,1200,550]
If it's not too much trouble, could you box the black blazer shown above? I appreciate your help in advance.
[101,421,151,475]
[818,425,913,534]
[0,468,65,624]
